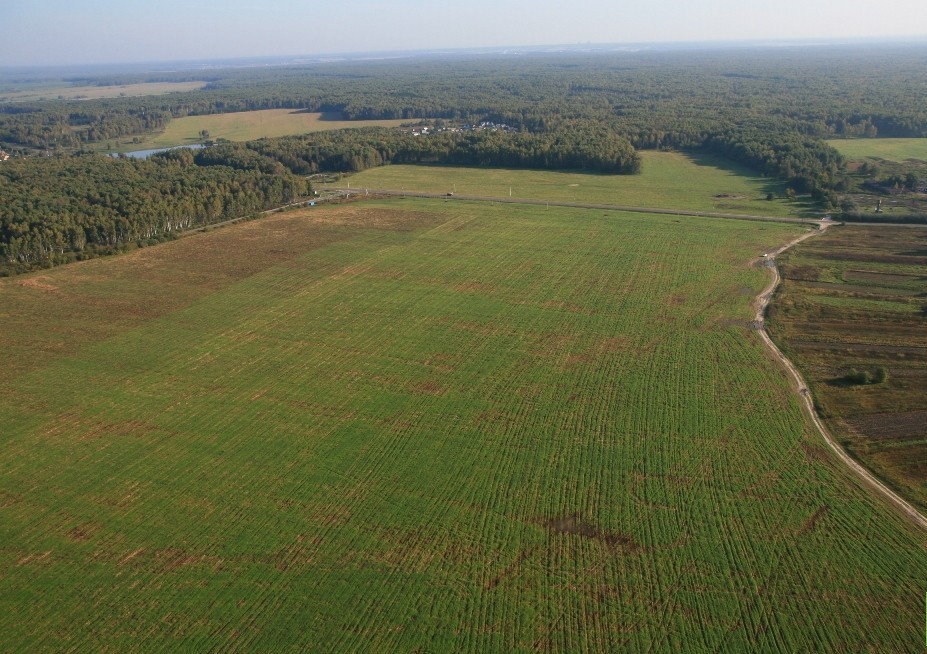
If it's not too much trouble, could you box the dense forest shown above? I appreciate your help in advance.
[3,44,927,272]
[0,154,308,273]
[204,127,641,175]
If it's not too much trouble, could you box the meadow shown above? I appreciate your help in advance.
[769,224,927,510]
[1,198,924,651]
[827,138,927,162]
[346,151,809,218]
[0,81,207,103]
[104,110,412,152]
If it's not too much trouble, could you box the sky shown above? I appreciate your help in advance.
[3,0,927,67]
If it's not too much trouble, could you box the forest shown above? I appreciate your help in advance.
[0,153,308,273]
[3,43,927,272]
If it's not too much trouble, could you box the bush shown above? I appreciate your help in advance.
[844,367,888,385]
[845,368,872,385]
[874,366,889,384]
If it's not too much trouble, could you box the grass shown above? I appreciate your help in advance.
[345,151,811,218]
[0,81,207,103]
[1,198,924,651]
[769,224,927,510]
[101,110,412,152]
[827,138,927,162]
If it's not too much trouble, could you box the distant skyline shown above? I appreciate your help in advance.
[3,0,927,67]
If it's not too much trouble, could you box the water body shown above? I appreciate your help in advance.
[118,144,205,159]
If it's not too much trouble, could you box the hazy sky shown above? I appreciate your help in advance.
[4,0,927,67]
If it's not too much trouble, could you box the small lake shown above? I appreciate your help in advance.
[117,144,205,159]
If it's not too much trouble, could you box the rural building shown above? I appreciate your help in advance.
[0,150,10,161]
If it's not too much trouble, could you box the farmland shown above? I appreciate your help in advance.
[102,110,412,152]
[768,224,927,511]
[0,81,208,103]
[1,199,924,651]
[827,138,927,163]
[345,152,807,218]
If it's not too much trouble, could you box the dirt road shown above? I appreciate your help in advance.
[755,225,927,531]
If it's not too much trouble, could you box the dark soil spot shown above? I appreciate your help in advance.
[800,442,830,462]
[798,505,828,535]
[541,514,640,552]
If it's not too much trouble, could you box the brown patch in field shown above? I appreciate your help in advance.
[800,442,830,463]
[410,380,445,396]
[119,548,145,565]
[531,332,576,358]
[455,281,496,294]
[156,547,225,573]
[448,320,496,336]
[17,276,59,292]
[847,410,927,442]
[66,523,97,542]
[670,294,686,306]
[784,265,822,282]
[844,269,924,284]
[798,505,828,535]
[541,514,640,552]
[17,551,53,566]
[485,548,535,590]
[422,353,455,373]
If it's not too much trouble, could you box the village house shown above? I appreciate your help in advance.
[0,150,10,162]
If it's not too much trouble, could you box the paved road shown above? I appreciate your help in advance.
[323,187,828,226]
[755,225,927,531]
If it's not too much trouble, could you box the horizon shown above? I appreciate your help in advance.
[3,35,927,75]
[4,0,927,68]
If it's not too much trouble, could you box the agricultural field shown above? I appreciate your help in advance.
[346,151,809,218]
[827,138,927,163]
[768,224,927,511]
[102,110,411,152]
[1,198,924,651]
[0,81,207,103]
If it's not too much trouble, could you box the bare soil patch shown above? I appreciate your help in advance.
[541,514,640,552]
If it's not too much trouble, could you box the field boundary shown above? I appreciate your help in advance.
[757,227,927,531]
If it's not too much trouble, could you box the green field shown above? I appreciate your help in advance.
[0,81,207,103]
[827,138,927,162]
[1,198,924,651]
[346,151,809,217]
[104,110,412,152]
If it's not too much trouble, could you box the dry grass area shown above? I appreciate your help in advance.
[769,224,927,508]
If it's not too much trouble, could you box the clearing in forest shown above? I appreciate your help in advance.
[0,81,208,103]
[105,110,411,152]
[827,138,927,163]
[0,200,923,651]
[346,151,809,218]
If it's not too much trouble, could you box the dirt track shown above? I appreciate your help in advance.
[755,225,927,531]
